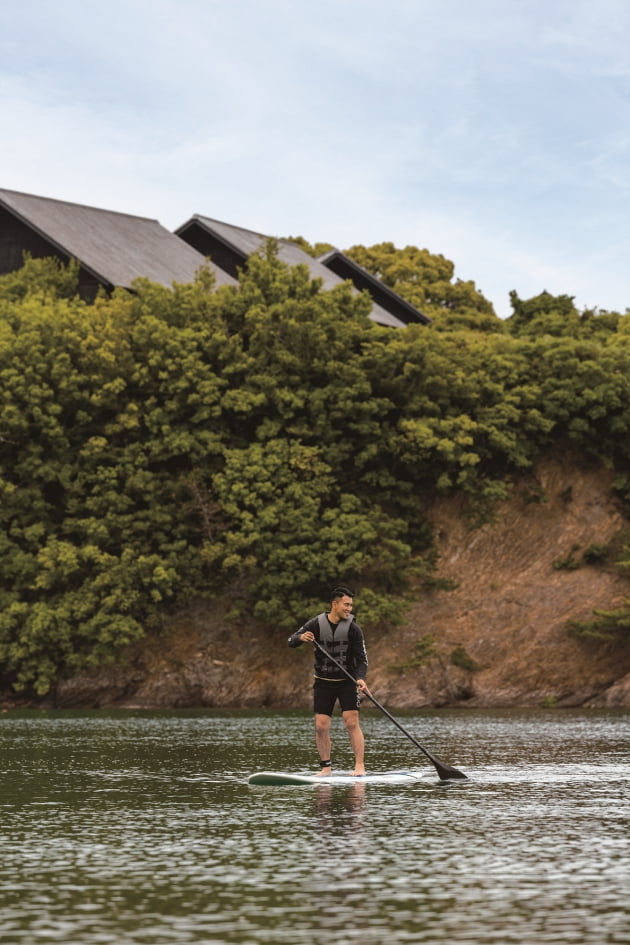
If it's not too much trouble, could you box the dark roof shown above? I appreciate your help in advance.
[0,189,237,290]
[176,215,427,328]
[318,249,430,326]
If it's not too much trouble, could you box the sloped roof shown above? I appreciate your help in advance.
[318,249,431,326]
[0,189,236,290]
[176,215,420,328]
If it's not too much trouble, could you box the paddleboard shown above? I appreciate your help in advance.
[248,770,426,786]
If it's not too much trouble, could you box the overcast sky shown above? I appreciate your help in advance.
[2,0,629,317]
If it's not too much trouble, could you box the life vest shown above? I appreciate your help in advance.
[316,612,353,676]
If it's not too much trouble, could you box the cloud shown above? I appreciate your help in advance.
[0,0,629,315]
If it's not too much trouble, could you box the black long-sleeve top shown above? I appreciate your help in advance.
[288,614,368,681]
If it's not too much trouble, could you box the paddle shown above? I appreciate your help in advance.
[312,639,467,781]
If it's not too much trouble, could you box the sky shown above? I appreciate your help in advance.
[1,0,629,317]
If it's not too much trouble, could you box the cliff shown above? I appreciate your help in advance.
[12,454,630,710]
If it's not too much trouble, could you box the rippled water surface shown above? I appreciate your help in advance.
[1,707,628,944]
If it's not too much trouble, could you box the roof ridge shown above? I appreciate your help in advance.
[0,187,160,225]
[192,214,272,241]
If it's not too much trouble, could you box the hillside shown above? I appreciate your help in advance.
[43,454,630,711]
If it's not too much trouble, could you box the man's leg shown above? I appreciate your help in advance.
[342,709,365,776]
[314,713,332,775]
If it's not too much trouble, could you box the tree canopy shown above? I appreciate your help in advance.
[1,245,629,694]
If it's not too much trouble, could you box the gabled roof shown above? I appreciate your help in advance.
[0,189,236,290]
[176,215,427,328]
[318,249,431,326]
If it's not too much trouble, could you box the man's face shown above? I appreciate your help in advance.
[330,595,353,621]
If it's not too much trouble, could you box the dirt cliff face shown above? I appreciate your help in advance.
[23,455,630,710]
[370,455,630,709]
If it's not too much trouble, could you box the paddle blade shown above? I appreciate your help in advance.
[432,759,468,781]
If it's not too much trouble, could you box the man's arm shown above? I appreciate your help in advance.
[287,617,317,648]
[351,622,368,681]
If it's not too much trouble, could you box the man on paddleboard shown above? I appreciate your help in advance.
[288,586,368,777]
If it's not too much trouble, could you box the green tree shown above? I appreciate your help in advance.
[507,290,623,340]
[0,253,81,302]
[285,235,335,258]
[0,264,235,693]
[343,242,502,332]
[3,244,630,696]
[186,245,421,624]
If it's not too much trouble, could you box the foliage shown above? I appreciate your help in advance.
[582,543,609,565]
[450,645,482,672]
[390,634,436,674]
[342,241,503,332]
[289,237,502,331]
[285,235,335,258]
[568,605,630,641]
[553,544,582,571]
[0,265,218,693]
[1,244,630,694]
[568,539,630,641]
[506,291,622,340]
[0,253,82,301]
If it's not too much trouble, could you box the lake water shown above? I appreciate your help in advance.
[0,707,628,945]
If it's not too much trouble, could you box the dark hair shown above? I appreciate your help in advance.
[331,585,354,601]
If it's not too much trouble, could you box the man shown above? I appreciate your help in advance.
[288,586,368,777]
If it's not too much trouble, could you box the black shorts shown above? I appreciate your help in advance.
[313,677,361,715]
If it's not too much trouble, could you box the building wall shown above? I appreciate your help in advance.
[177,224,245,279]
[0,207,55,273]
[0,207,107,300]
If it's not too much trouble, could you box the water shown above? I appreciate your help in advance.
[0,708,628,945]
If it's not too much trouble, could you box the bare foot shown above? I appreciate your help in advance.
[315,765,332,777]
[352,766,366,777]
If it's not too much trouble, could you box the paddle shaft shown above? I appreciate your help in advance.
[312,639,467,781]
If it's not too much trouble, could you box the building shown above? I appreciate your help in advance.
[175,214,429,328]
[0,189,428,326]
[0,188,236,300]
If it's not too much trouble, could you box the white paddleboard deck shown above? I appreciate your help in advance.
[248,770,427,786]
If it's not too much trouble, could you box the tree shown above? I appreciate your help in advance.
[343,241,502,332]
[2,244,630,696]
[507,290,623,339]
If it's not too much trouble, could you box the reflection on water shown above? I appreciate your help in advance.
[0,708,628,944]
[312,778,367,816]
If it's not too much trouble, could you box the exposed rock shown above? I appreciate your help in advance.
[5,454,630,710]
[586,672,630,707]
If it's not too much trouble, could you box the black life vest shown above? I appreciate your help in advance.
[316,612,353,676]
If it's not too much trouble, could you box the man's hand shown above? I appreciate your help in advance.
[300,630,315,643]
